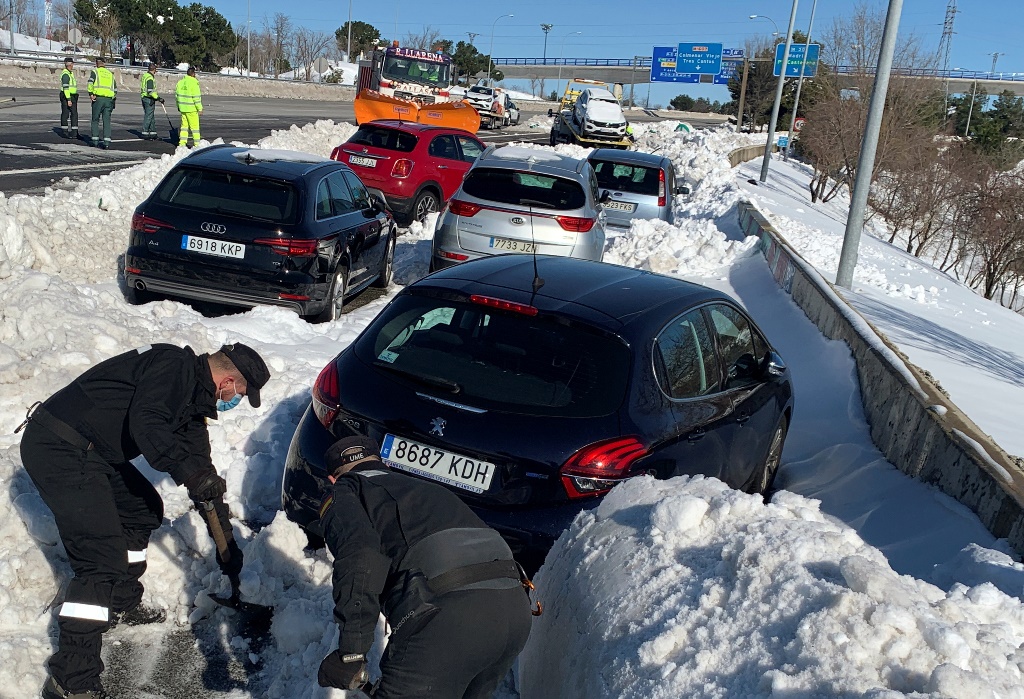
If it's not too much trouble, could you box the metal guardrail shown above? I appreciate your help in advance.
[0,50,353,87]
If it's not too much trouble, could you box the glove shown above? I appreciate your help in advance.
[184,469,227,502]
[205,498,243,577]
[158,97,165,104]
[317,651,368,690]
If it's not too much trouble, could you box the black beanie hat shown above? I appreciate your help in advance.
[325,435,383,477]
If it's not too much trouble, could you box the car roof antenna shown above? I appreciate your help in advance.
[529,222,544,295]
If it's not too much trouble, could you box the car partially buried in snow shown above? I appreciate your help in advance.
[281,254,794,566]
[123,145,397,322]
[572,87,628,141]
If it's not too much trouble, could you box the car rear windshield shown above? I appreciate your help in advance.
[354,292,630,417]
[591,160,661,196]
[462,168,587,210]
[348,125,418,153]
[154,167,299,223]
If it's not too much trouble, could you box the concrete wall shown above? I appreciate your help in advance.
[737,201,1024,555]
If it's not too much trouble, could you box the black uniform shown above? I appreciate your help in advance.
[320,462,533,699]
[19,344,232,694]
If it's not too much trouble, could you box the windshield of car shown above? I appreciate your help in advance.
[591,160,661,196]
[469,86,494,96]
[154,167,299,223]
[462,167,587,210]
[348,125,419,153]
[381,55,451,87]
[354,292,631,417]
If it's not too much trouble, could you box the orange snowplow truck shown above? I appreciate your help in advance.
[355,43,480,133]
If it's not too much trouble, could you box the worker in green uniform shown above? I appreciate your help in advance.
[59,56,79,139]
[175,65,203,148]
[139,61,163,140]
[88,56,117,149]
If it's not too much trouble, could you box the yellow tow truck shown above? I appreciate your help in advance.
[547,78,633,149]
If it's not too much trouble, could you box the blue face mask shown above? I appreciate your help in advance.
[217,393,242,412]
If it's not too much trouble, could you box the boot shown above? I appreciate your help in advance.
[41,676,112,699]
[111,602,165,628]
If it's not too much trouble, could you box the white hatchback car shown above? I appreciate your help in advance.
[572,88,628,140]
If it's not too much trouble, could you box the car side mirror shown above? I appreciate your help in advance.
[675,185,690,195]
[599,190,612,204]
[762,351,786,379]
[368,192,387,214]
[547,108,554,117]
[731,353,759,381]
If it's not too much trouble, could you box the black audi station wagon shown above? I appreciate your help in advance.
[282,255,793,563]
[123,145,397,322]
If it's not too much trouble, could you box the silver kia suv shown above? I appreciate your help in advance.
[430,146,608,271]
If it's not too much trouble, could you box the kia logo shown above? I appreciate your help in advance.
[510,216,525,225]
[201,222,226,234]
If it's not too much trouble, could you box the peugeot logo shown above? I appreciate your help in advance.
[201,222,226,235]
[429,417,446,437]
[510,216,525,225]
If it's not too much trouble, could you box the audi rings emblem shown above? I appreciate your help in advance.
[510,216,526,225]
[201,222,227,235]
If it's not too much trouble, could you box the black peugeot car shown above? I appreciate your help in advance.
[124,145,397,322]
[282,255,793,563]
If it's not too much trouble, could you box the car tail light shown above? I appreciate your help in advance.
[279,293,310,301]
[330,146,341,161]
[391,159,414,178]
[448,199,481,217]
[555,215,596,232]
[131,212,170,234]
[439,250,469,261]
[470,294,538,316]
[255,238,319,256]
[379,79,392,88]
[560,436,647,499]
[312,362,341,428]
[658,168,666,207]
[125,266,140,274]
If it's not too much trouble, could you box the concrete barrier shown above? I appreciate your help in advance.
[737,201,1024,555]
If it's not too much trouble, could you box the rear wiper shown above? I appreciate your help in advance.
[374,361,462,394]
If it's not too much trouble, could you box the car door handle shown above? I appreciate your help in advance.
[687,429,706,442]
[736,413,751,424]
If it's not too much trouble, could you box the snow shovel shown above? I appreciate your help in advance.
[159,101,178,143]
[201,500,273,622]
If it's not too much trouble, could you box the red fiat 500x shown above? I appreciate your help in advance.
[331,120,486,225]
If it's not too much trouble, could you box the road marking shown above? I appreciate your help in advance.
[0,158,150,176]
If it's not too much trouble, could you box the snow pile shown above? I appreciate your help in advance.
[253,120,358,158]
[604,218,757,277]
[521,476,1024,699]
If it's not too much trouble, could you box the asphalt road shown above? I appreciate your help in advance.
[0,88,718,196]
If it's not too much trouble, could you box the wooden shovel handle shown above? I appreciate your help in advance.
[202,500,231,562]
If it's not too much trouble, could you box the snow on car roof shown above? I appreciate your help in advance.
[487,146,565,163]
[232,148,330,164]
[587,88,619,101]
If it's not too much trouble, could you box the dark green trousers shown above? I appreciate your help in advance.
[141,97,156,138]
[91,96,114,145]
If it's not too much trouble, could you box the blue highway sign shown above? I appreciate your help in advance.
[651,47,701,83]
[773,43,821,77]
[676,43,723,74]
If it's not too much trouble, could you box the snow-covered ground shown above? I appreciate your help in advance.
[0,30,70,55]
[0,121,1023,698]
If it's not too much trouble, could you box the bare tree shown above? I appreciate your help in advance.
[293,26,332,81]
[265,13,292,78]
[402,25,443,51]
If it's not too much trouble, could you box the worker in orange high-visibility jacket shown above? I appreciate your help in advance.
[175,65,203,148]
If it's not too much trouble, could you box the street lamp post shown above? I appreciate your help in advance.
[759,0,800,183]
[749,14,780,37]
[557,31,582,96]
[988,51,1004,75]
[486,13,513,85]
[784,0,819,161]
[540,23,553,97]
[246,0,251,77]
[347,0,353,61]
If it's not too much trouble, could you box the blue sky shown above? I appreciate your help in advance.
[214,0,1019,106]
